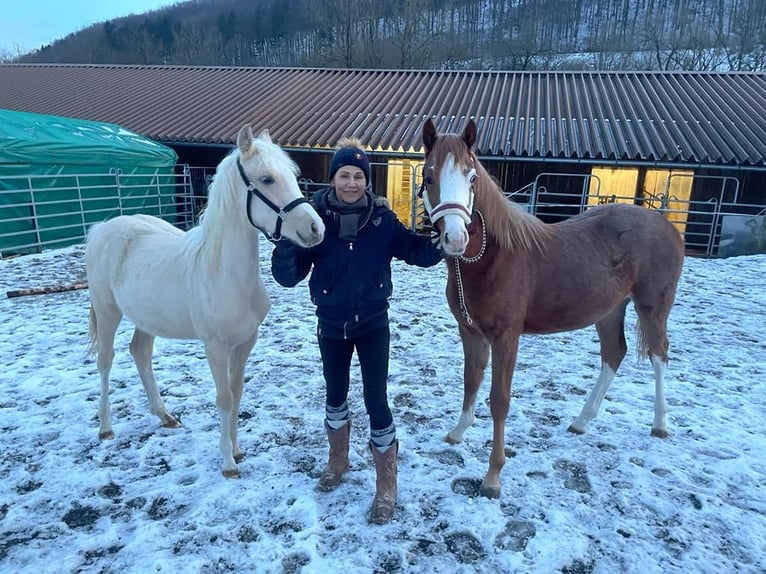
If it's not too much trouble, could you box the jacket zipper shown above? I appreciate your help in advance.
[343,240,355,338]
[342,314,359,340]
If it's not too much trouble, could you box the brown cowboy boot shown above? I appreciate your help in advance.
[369,440,398,524]
[318,421,350,491]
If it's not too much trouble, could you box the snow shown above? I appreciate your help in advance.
[1,240,765,573]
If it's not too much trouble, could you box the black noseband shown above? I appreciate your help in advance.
[237,158,309,241]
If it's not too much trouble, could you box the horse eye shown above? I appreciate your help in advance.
[261,176,275,185]
[468,169,478,183]
[425,176,433,185]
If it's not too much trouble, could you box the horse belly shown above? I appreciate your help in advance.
[523,290,629,335]
[524,310,602,334]
[114,242,199,338]
[116,287,198,339]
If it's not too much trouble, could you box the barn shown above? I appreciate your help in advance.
[0,65,764,257]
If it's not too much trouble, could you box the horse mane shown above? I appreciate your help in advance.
[472,156,551,253]
[180,151,240,268]
[184,137,300,268]
[431,134,551,253]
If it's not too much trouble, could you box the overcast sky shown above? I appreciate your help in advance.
[0,0,179,54]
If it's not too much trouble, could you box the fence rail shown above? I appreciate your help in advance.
[2,167,764,259]
[0,167,196,258]
[505,179,765,257]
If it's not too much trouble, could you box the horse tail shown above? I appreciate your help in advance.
[635,319,649,361]
[88,304,98,356]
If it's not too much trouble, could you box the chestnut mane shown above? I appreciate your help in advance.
[430,134,551,253]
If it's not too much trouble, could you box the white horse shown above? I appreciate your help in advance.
[85,124,324,477]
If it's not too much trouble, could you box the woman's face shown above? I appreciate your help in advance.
[332,166,366,203]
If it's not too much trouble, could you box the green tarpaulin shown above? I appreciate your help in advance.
[0,109,179,256]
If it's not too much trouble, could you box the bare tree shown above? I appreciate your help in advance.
[387,0,434,68]
[0,44,28,63]
[12,0,766,72]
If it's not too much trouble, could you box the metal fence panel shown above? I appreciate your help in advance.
[0,167,194,258]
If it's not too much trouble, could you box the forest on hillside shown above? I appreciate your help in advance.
[4,0,766,71]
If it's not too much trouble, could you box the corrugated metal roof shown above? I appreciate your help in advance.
[1,64,765,167]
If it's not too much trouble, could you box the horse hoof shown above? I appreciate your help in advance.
[567,424,585,435]
[234,452,245,464]
[98,430,115,441]
[480,483,501,499]
[444,433,461,444]
[651,428,669,438]
[162,417,181,429]
[222,468,240,479]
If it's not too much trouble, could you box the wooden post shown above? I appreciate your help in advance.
[6,282,89,298]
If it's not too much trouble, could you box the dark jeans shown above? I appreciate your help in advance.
[318,325,393,432]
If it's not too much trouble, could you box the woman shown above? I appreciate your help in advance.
[271,137,442,524]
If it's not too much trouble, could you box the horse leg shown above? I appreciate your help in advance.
[91,304,121,440]
[569,300,629,434]
[481,331,520,499]
[129,328,179,429]
[633,302,673,438]
[446,325,489,444]
[228,332,258,464]
[204,340,239,477]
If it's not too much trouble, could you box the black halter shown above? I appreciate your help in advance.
[236,158,309,241]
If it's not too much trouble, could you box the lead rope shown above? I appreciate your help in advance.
[453,210,487,326]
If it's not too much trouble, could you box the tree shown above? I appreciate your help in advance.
[0,44,27,63]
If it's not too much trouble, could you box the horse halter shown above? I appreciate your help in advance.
[236,158,309,241]
[419,162,477,226]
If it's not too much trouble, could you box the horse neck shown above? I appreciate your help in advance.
[474,174,550,254]
[197,164,262,273]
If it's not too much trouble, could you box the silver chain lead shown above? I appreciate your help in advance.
[453,210,486,326]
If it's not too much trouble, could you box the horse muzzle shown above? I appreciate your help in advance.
[286,211,325,248]
[438,222,469,256]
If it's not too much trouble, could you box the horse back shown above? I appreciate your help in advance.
[85,215,197,336]
[558,203,684,273]
[86,215,186,281]
[520,204,683,333]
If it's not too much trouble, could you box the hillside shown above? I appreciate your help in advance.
[7,0,766,71]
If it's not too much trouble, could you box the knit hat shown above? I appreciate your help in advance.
[329,144,370,184]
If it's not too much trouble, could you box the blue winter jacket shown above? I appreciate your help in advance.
[271,188,443,338]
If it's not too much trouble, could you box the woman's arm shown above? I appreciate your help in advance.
[271,240,313,287]
[390,217,443,268]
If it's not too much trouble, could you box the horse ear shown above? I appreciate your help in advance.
[237,124,254,154]
[422,118,437,154]
[256,129,272,143]
[462,119,477,149]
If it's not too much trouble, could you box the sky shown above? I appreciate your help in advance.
[0,0,179,55]
[0,238,765,573]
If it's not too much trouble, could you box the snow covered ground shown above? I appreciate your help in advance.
[1,240,764,573]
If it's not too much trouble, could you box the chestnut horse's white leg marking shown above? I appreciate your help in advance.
[650,354,668,437]
[446,327,488,444]
[568,363,617,434]
[446,405,475,443]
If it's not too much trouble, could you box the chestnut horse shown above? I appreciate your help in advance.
[421,118,684,498]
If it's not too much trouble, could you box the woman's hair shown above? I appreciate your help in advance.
[329,137,370,183]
